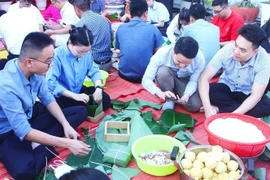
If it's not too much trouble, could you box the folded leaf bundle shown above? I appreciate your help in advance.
[103,144,132,167]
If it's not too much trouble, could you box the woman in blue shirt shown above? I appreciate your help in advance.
[47,26,111,111]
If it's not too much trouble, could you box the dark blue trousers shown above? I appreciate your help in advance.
[210,83,270,118]
[0,102,88,180]
[56,86,111,111]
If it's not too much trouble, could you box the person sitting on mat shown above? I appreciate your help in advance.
[166,7,190,44]
[146,0,170,36]
[46,26,111,111]
[73,0,113,72]
[142,37,205,112]
[199,23,270,118]
[115,0,164,83]
[0,32,90,180]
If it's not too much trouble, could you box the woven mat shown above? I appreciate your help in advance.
[0,69,269,179]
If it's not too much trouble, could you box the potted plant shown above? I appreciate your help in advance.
[230,0,260,22]
[261,0,270,26]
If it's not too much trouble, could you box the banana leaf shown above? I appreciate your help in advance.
[66,137,111,171]
[95,116,128,153]
[261,116,270,125]
[110,112,130,121]
[85,95,103,117]
[141,111,168,134]
[111,100,131,110]
[168,124,186,134]
[111,99,162,111]
[158,109,196,129]
[66,137,93,167]
[174,131,199,146]
[141,111,153,122]
[111,165,141,180]
[259,143,270,161]
[103,144,132,167]
[125,100,140,111]
[95,165,107,175]
[133,99,162,110]
[128,111,153,149]
[108,12,118,21]
[252,168,266,180]
[35,170,56,180]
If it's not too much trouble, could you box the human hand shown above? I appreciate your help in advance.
[45,29,54,36]
[67,139,91,156]
[204,106,218,118]
[155,90,177,100]
[93,88,103,103]
[63,123,79,139]
[180,94,190,103]
[72,93,89,103]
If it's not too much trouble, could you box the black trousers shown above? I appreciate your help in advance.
[0,52,19,70]
[0,59,8,70]
[210,83,270,118]
[0,103,88,180]
[56,86,111,111]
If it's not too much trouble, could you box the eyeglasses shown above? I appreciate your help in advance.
[30,57,53,68]
[213,6,226,14]
[74,47,91,56]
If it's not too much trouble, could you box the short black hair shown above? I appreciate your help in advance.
[59,168,110,180]
[72,0,90,12]
[130,0,148,17]
[238,23,267,49]
[69,25,94,46]
[178,8,190,30]
[212,0,228,6]
[174,37,199,59]
[262,18,270,38]
[189,3,206,20]
[19,32,54,61]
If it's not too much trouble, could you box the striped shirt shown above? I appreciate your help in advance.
[90,0,105,14]
[209,43,270,95]
[76,11,113,62]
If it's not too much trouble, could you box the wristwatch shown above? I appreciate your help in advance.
[95,85,103,90]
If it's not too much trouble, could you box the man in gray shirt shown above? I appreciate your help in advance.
[142,37,205,112]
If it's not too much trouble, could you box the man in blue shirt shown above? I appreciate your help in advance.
[181,4,220,65]
[90,0,106,16]
[199,24,270,118]
[115,0,164,83]
[73,0,113,72]
[142,37,205,111]
[0,32,90,179]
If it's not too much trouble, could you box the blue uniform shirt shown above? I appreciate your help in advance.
[0,59,55,140]
[115,17,164,79]
[46,45,102,97]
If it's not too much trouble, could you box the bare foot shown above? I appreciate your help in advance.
[200,106,205,112]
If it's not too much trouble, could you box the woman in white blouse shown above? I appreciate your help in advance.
[166,8,190,44]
